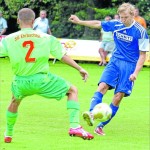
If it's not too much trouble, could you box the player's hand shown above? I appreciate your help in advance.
[68,15,80,24]
[129,73,137,81]
[79,68,89,82]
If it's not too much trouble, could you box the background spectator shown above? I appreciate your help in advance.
[0,11,8,35]
[114,14,120,20]
[98,16,115,66]
[134,7,147,29]
[33,10,52,34]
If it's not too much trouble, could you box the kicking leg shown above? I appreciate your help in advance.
[95,92,124,135]
[83,82,109,126]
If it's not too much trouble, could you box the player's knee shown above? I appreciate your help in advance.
[70,85,78,95]
[66,85,78,101]
[67,85,78,97]
[115,92,124,99]
[98,82,109,93]
[99,48,103,53]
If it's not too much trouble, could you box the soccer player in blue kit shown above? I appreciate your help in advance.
[69,3,149,135]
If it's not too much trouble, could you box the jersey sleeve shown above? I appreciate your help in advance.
[138,31,149,52]
[0,38,8,57]
[138,39,149,52]
[49,36,66,60]
[101,20,117,32]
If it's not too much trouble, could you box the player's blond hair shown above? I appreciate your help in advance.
[117,3,135,16]
[18,8,35,23]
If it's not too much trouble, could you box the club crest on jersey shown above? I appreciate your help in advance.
[116,32,133,42]
[123,30,127,34]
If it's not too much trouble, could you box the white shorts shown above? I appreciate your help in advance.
[99,41,115,52]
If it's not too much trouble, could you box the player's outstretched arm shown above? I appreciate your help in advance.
[68,15,101,29]
[61,54,89,82]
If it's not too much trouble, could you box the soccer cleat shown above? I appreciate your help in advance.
[94,127,105,136]
[82,111,94,126]
[69,126,94,140]
[4,136,12,143]
[4,132,12,143]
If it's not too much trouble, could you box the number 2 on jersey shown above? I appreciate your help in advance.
[22,41,36,62]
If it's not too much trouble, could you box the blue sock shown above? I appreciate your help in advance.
[89,92,103,112]
[97,103,119,128]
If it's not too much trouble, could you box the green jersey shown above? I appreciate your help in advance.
[0,28,66,76]
[101,29,114,42]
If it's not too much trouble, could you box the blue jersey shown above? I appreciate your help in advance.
[101,20,149,63]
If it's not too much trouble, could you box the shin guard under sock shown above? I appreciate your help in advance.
[6,111,18,136]
[89,92,103,111]
[67,100,80,128]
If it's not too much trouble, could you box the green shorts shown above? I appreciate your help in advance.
[11,73,71,100]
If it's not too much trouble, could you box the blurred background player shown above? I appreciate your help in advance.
[134,7,147,29]
[33,10,52,34]
[0,11,8,35]
[0,8,94,143]
[69,3,149,135]
[98,16,115,66]
[113,14,120,21]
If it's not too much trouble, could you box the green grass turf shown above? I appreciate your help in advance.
[0,58,149,150]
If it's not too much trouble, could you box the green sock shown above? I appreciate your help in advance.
[6,111,18,136]
[67,100,80,128]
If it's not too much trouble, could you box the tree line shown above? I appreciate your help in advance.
[1,0,150,39]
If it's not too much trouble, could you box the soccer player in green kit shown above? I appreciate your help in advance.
[0,8,94,143]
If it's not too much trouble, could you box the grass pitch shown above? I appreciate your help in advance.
[0,58,149,150]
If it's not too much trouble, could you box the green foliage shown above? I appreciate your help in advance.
[94,8,117,20]
[4,0,29,14]
[1,0,150,38]
[50,1,87,38]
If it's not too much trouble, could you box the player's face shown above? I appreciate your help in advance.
[119,10,134,27]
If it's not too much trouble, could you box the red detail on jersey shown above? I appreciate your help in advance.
[22,41,35,62]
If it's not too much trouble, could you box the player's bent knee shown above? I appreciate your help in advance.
[98,82,109,93]
[69,85,78,95]
[67,85,78,100]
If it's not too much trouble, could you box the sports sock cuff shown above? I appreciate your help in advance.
[110,103,119,111]
[67,100,80,110]
[6,111,18,117]
[95,91,103,98]
[97,123,104,128]
[110,103,119,117]
[89,92,103,111]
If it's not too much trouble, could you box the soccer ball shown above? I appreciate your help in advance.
[92,103,112,122]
